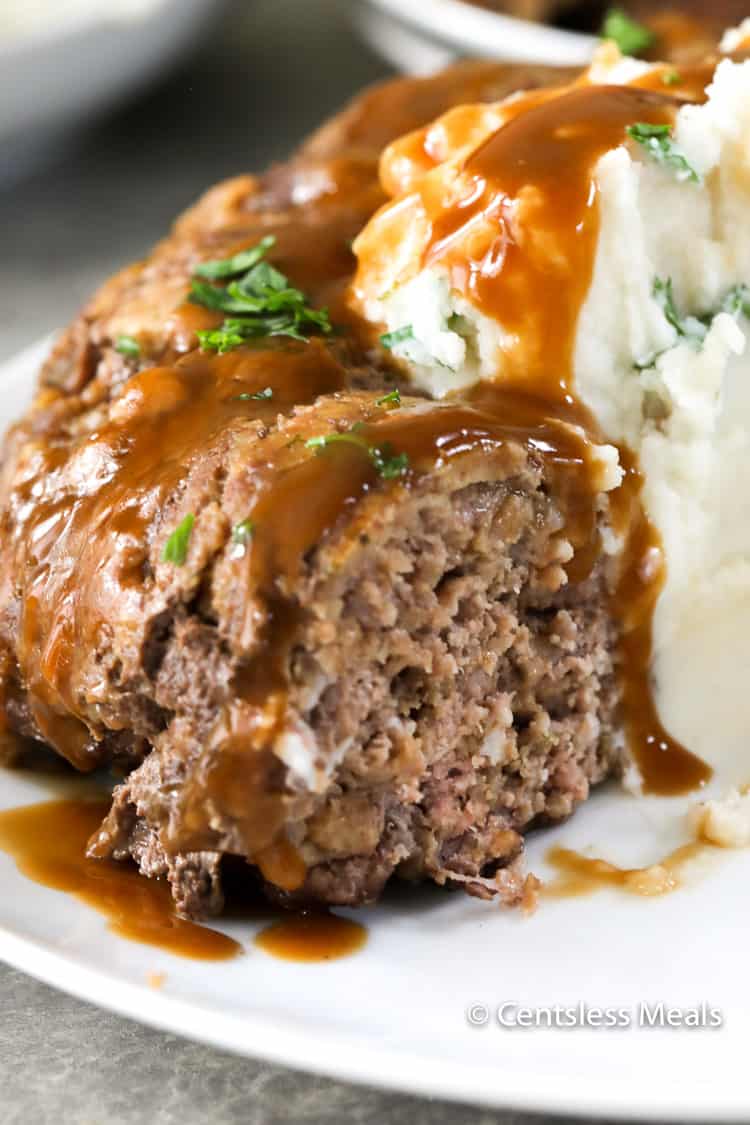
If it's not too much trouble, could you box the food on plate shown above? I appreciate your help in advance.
[1,26,749,920]
[353,28,750,792]
[88,385,621,915]
[0,59,608,915]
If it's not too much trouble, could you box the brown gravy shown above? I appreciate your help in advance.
[0,797,242,960]
[544,840,709,898]
[425,85,680,394]
[611,476,712,795]
[0,791,369,963]
[254,912,367,962]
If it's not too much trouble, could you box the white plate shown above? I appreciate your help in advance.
[2,339,750,1120]
[354,0,596,73]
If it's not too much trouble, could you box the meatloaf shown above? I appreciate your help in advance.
[0,60,621,917]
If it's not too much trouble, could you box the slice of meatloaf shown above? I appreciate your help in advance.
[0,58,622,915]
[84,386,619,916]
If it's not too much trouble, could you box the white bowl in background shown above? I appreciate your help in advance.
[354,0,597,73]
[0,0,219,182]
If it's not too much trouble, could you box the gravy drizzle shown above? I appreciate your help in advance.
[254,912,367,961]
[610,467,711,794]
[0,792,367,962]
[0,797,242,960]
[544,840,709,899]
[426,85,681,392]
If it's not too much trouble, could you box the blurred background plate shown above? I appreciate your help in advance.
[0,0,219,184]
[354,0,596,73]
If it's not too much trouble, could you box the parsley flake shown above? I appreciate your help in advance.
[191,237,333,353]
[661,69,681,86]
[722,284,750,319]
[652,277,706,343]
[380,325,414,350]
[115,335,141,359]
[194,237,276,280]
[231,518,255,546]
[652,276,684,334]
[236,387,273,401]
[376,389,401,408]
[635,279,750,371]
[626,123,700,184]
[305,431,409,480]
[601,8,654,55]
[162,514,195,566]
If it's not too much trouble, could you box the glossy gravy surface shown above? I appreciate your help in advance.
[0,792,369,962]
[610,476,711,794]
[0,796,241,960]
[254,912,367,961]
[10,344,347,773]
[427,85,678,391]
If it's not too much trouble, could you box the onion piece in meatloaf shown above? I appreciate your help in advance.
[0,59,622,916]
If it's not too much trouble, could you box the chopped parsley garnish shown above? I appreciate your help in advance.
[661,68,681,86]
[190,236,333,353]
[231,518,255,546]
[625,123,699,184]
[236,387,273,401]
[115,335,141,359]
[380,325,414,350]
[635,277,702,367]
[652,276,685,335]
[305,431,409,480]
[601,8,654,55]
[634,279,750,370]
[194,237,276,280]
[162,514,195,566]
[722,284,750,319]
[196,326,249,353]
[652,276,707,344]
[376,388,401,408]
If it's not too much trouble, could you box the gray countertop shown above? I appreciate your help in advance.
[0,965,557,1125]
[0,4,587,1122]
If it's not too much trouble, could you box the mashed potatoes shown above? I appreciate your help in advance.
[352,40,750,787]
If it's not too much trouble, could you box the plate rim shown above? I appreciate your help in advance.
[360,0,596,66]
[0,919,740,1122]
